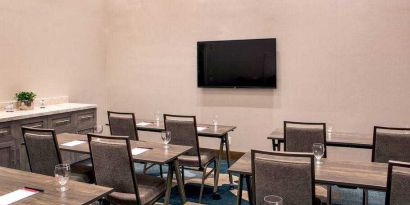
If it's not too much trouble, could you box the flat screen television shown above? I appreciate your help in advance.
[197,38,276,88]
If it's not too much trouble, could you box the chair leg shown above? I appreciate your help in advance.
[181,166,185,185]
[143,162,148,174]
[159,164,163,178]
[199,167,208,203]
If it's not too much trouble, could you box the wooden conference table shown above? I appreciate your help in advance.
[268,129,373,150]
[133,119,237,189]
[57,133,191,205]
[0,166,113,205]
[228,153,387,205]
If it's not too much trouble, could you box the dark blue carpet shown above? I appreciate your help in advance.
[135,161,385,205]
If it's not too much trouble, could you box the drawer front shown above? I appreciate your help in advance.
[21,120,47,129]
[77,128,94,135]
[0,124,13,142]
[0,141,16,168]
[76,109,96,130]
[49,113,75,134]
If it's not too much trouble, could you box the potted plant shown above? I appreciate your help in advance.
[15,91,36,110]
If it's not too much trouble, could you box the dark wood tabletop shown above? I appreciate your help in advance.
[267,130,373,148]
[58,133,192,165]
[228,153,388,191]
[134,119,237,138]
[0,166,113,205]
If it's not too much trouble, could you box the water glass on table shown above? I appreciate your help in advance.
[161,131,171,149]
[313,143,325,165]
[55,164,71,192]
[264,195,283,205]
[94,124,104,134]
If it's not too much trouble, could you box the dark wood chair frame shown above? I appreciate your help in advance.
[87,134,164,205]
[107,111,163,177]
[371,126,410,162]
[21,127,63,173]
[107,111,139,141]
[284,121,327,158]
[164,114,217,203]
[385,160,410,205]
[251,150,316,205]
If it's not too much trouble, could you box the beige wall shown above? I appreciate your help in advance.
[2,1,410,160]
[0,0,108,122]
[105,0,410,160]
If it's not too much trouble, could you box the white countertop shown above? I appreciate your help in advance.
[0,103,97,123]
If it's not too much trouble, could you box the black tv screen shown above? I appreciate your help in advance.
[197,38,276,88]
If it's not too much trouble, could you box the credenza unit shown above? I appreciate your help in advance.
[0,103,97,170]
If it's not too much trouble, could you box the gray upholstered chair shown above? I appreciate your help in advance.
[21,127,92,182]
[108,111,139,141]
[108,111,162,177]
[87,134,166,205]
[284,121,327,158]
[164,114,217,203]
[251,150,323,205]
[386,160,410,205]
[372,126,410,163]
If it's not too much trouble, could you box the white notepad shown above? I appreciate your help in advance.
[0,188,39,205]
[136,122,152,126]
[61,140,85,147]
[132,148,150,156]
[197,126,208,131]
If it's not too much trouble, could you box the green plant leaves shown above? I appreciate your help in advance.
[15,91,36,102]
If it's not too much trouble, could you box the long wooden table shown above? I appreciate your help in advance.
[228,153,388,205]
[133,119,237,192]
[267,130,373,150]
[0,166,113,205]
[57,133,192,205]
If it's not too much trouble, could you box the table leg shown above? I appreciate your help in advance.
[236,174,244,205]
[363,189,368,205]
[173,160,187,204]
[212,137,225,199]
[327,185,332,205]
[224,134,233,185]
[164,163,174,205]
[245,175,253,205]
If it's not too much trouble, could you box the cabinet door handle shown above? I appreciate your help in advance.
[30,124,43,128]
[55,119,70,125]
[79,115,93,120]
[0,129,9,135]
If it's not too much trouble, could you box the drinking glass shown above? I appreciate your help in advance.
[161,131,171,148]
[94,125,104,134]
[40,99,46,108]
[264,195,283,205]
[5,102,14,112]
[313,143,325,165]
[212,115,219,127]
[154,111,161,123]
[55,164,70,192]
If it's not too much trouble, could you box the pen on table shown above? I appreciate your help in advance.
[24,186,44,192]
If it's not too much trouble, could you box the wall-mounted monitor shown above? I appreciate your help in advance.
[197,38,276,88]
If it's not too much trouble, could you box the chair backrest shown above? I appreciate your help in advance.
[251,150,315,205]
[87,134,140,204]
[386,160,410,205]
[372,126,410,163]
[108,111,139,141]
[284,121,327,158]
[164,114,201,164]
[22,127,62,176]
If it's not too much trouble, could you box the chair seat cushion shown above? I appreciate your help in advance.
[178,149,216,168]
[70,158,93,183]
[107,174,166,205]
[70,158,93,174]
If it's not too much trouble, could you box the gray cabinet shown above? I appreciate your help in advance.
[0,108,96,170]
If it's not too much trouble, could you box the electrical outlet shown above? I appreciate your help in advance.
[228,136,232,145]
